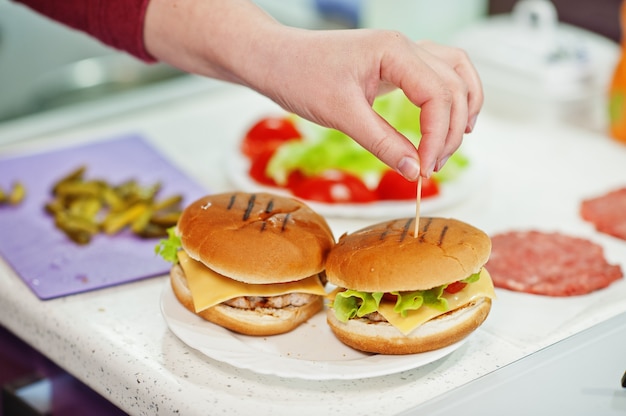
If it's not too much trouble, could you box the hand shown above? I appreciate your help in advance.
[145,0,483,181]
[249,29,483,180]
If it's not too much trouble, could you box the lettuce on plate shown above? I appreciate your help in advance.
[266,89,468,187]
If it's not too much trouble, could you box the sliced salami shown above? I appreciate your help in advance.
[486,230,623,296]
[581,187,626,240]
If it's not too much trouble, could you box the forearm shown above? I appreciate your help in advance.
[143,0,287,88]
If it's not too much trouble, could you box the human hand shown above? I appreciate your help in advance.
[249,29,483,181]
[144,1,482,181]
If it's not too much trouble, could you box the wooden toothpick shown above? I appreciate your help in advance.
[413,175,422,238]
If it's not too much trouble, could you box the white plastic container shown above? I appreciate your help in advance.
[452,0,619,129]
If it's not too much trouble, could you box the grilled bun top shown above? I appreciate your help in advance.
[326,217,491,292]
[177,192,335,284]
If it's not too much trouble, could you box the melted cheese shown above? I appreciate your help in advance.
[177,251,327,313]
[377,269,496,335]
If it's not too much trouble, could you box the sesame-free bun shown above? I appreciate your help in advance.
[326,217,491,292]
[326,297,492,355]
[170,264,323,336]
[325,216,493,354]
[177,192,335,284]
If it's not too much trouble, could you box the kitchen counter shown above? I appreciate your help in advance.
[1,79,626,415]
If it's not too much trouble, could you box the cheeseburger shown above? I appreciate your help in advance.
[158,192,335,336]
[325,217,495,354]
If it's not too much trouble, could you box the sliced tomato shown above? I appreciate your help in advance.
[382,293,398,303]
[289,170,377,204]
[444,281,467,294]
[248,149,277,186]
[285,170,306,189]
[241,116,301,160]
[376,170,440,200]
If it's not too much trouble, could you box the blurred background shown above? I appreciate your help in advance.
[0,0,623,413]
[0,0,621,142]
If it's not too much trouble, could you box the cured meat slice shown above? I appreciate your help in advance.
[581,187,626,240]
[486,230,623,296]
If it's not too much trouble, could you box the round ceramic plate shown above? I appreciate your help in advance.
[161,284,467,380]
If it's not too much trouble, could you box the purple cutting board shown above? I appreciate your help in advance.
[0,134,208,299]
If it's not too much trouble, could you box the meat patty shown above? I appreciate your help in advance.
[223,292,319,309]
[486,230,623,296]
[581,187,626,240]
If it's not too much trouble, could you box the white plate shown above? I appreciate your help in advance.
[226,145,488,219]
[160,284,467,380]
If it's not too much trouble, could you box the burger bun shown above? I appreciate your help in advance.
[326,216,492,293]
[177,192,335,284]
[171,264,323,336]
[326,297,492,355]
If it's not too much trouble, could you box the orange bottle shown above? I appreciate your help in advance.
[609,1,626,143]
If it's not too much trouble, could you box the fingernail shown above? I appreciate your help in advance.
[465,115,478,133]
[397,157,420,181]
[435,155,450,172]
[418,157,437,178]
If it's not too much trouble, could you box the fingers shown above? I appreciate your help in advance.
[395,40,483,177]
[329,35,483,181]
[416,40,484,134]
[250,29,483,182]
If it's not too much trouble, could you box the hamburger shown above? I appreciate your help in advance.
[325,216,495,354]
[157,192,335,336]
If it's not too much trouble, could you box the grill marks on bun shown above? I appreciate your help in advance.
[420,217,432,240]
[378,218,413,242]
[177,192,335,284]
[242,193,255,220]
[327,217,492,292]
[224,192,294,233]
[378,217,450,247]
[416,217,450,246]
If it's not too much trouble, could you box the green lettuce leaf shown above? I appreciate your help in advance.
[266,129,385,185]
[421,286,448,311]
[372,89,422,139]
[333,275,476,321]
[391,290,424,316]
[333,290,383,323]
[154,227,181,264]
[392,285,448,317]
[461,272,481,284]
[265,89,470,186]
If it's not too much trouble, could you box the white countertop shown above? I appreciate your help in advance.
[2,79,626,415]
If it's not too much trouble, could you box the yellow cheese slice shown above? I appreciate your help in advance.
[377,269,495,335]
[177,251,327,313]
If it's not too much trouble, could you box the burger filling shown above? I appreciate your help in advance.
[222,270,326,310]
[156,229,329,313]
[332,271,482,323]
[224,292,321,309]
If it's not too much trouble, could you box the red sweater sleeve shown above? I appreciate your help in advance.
[13,0,156,62]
